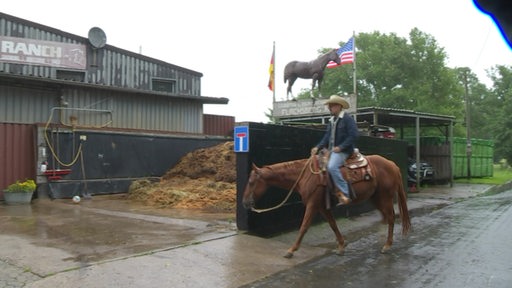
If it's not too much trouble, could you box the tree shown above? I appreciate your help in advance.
[264,107,277,124]
[456,67,492,140]
[298,29,466,136]
[487,65,512,163]
[289,28,509,163]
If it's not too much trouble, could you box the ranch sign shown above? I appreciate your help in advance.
[0,36,87,69]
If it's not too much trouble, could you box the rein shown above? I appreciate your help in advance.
[250,156,313,213]
[309,154,323,174]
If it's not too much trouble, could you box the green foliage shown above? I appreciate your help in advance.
[5,179,36,193]
[454,165,512,185]
[487,65,512,164]
[313,29,466,124]
[458,68,492,139]
[264,108,278,124]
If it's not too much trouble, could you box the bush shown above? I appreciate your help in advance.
[5,179,36,193]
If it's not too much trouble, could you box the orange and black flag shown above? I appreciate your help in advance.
[268,46,275,92]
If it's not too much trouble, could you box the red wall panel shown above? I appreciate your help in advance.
[203,114,234,137]
[0,123,36,196]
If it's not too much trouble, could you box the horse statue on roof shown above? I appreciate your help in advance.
[284,48,340,98]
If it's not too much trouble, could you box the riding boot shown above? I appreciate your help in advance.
[348,183,357,200]
[335,191,351,206]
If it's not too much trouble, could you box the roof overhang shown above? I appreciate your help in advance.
[356,106,456,128]
[0,72,228,105]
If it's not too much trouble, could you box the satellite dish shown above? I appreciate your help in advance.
[88,27,107,49]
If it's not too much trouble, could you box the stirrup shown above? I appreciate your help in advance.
[335,192,351,206]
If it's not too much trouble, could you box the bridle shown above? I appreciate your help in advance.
[248,156,313,213]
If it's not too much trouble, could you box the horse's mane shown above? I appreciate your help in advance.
[264,159,305,170]
[261,159,307,181]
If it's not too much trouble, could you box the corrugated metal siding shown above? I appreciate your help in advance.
[0,82,204,133]
[0,13,202,96]
[203,114,235,136]
[100,49,201,95]
[111,92,203,132]
[0,123,36,193]
[0,84,59,124]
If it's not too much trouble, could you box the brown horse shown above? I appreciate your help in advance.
[284,48,340,98]
[242,154,411,258]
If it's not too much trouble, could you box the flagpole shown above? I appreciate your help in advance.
[352,31,357,121]
[352,31,356,97]
[272,41,276,103]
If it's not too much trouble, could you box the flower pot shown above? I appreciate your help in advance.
[3,191,34,205]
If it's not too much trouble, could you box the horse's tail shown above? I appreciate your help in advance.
[395,164,411,236]
[283,62,294,83]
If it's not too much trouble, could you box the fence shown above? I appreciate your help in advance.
[404,136,494,179]
[235,122,408,235]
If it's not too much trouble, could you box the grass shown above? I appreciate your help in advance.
[454,164,512,185]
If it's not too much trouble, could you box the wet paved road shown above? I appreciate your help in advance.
[242,189,512,288]
[0,194,237,287]
[0,184,507,287]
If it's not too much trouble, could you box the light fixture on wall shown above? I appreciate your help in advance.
[59,95,69,107]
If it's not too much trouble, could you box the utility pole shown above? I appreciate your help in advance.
[463,69,471,180]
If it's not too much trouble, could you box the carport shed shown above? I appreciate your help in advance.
[356,107,456,185]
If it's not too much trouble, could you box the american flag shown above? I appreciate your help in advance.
[327,37,354,68]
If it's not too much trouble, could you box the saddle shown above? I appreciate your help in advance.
[316,148,373,188]
[316,148,373,209]
[343,148,373,184]
[345,148,368,169]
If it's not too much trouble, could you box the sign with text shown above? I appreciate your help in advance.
[234,126,249,153]
[272,95,357,119]
[0,36,87,69]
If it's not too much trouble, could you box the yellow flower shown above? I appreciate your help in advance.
[5,179,36,193]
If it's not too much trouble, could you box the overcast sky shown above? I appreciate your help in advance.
[3,0,511,123]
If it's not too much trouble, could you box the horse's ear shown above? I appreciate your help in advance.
[251,163,262,178]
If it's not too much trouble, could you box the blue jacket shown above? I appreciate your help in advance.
[316,113,358,154]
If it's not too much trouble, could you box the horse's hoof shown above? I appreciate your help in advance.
[332,249,344,256]
[380,246,391,254]
[283,252,294,258]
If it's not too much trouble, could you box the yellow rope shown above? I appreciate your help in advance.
[309,155,323,175]
[44,108,83,167]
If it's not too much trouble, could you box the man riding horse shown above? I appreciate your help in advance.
[311,95,358,206]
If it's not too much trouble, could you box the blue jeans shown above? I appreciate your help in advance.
[327,151,350,197]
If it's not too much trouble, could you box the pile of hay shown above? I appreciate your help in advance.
[128,142,236,212]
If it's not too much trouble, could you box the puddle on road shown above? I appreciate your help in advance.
[0,195,236,264]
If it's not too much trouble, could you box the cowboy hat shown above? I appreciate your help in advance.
[324,95,350,109]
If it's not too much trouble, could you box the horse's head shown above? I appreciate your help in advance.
[329,48,341,65]
[242,163,270,209]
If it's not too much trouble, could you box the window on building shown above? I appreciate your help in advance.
[56,69,86,82]
[152,78,176,93]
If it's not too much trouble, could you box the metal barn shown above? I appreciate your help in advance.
[0,12,231,198]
